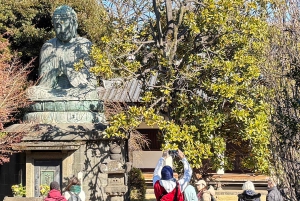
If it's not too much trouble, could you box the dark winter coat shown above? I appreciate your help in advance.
[238,190,261,201]
[266,186,283,201]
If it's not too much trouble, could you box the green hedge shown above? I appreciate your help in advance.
[128,167,146,201]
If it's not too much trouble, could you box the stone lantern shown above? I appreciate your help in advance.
[100,141,131,201]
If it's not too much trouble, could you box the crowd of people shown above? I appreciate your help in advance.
[43,149,284,201]
[153,149,284,201]
[44,176,85,201]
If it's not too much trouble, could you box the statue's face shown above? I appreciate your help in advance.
[53,15,76,42]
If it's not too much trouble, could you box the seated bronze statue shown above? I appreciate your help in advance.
[25,5,103,124]
[28,5,97,100]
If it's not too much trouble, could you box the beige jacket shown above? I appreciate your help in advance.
[198,186,216,201]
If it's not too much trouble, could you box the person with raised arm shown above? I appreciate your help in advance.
[153,149,192,201]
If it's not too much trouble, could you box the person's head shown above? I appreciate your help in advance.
[242,181,255,191]
[195,180,207,192]
[268,178,276,188]
[161,166,173,180]
[52,5,78,43]
[66,176,81,191]
[50,181,60,191]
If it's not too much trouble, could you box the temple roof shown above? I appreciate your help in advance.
[100,74,157,102]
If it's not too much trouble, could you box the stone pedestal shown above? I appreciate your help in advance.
[100,161,128,201]
[6,84,109,199]
[105,172,127,201]
[3,197,43,201]
[100,142,132,201]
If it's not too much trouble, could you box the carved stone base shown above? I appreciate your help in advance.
[29,100,103,112]
[109,196,124,201]
[105,185,127,201]
[105,185,127,195]
[23,111,106,124]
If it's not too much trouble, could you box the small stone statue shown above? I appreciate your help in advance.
[28,5,97,100]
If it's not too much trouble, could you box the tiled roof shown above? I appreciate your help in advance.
[99,74,157,102]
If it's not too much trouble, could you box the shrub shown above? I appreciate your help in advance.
[11,183,26,197]
[40,184,50,196]
[128,167,146,201]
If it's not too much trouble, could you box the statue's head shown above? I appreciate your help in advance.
[52,5,78,43]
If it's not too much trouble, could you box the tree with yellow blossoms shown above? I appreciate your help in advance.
[93,0,274,174]
[0,0,274,174]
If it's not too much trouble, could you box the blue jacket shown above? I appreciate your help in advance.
[183,185,197,201]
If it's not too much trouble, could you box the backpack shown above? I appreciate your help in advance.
[68,193,81,201]
[154,180,184,201]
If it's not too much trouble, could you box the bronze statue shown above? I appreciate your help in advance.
[24,5,106,124]
[38,5,97,90]
[28,5,98,101]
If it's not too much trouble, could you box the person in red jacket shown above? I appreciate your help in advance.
[44,181,67,201]
[153,149,192,201]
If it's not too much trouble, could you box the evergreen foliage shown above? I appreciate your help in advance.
[0,0,275,174]
[128,167,146,201]
[100,0,273,174]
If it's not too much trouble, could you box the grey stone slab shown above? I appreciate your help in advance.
[12,142,82,151]
[4,123,108,141]
[3,197,43,201]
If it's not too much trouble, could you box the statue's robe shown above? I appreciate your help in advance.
[38,36,97,89]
